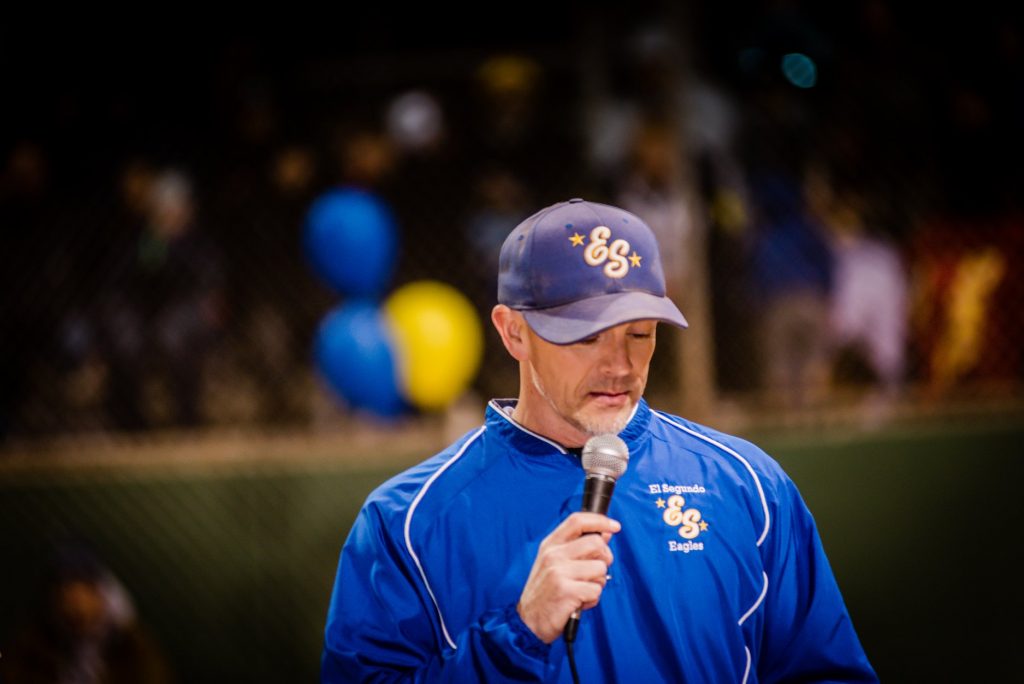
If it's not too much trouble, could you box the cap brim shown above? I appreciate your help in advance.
[521,291,688,345]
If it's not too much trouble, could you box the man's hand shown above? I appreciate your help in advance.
[516,512,621,643]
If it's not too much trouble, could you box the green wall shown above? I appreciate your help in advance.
[1,420,1021,682]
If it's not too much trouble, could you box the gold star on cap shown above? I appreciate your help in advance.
[569,232,585,246]
[629,251,642,267]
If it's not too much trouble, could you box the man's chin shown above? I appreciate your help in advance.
[576,402,634,437]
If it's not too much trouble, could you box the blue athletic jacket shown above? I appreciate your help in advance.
[322,399,877,683]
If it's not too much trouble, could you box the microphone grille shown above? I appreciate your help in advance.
[582,434,629,481]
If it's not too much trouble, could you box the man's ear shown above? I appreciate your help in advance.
[491,305,529,362]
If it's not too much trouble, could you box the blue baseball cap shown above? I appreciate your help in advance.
[497,198,688,344]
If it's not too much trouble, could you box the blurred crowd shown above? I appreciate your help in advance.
[2,3,1022,442]
[0,542,173,683]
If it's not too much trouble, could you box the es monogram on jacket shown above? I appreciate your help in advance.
[647,482,711,553]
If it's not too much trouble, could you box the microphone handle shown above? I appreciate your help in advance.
[564,475,617,643]
[581,475,615,515]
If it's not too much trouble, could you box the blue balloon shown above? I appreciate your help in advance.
[314,301,406,417]
[303,187,398,297]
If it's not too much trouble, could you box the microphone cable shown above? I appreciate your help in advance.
[562,434,629,684]
[567,637,581,684]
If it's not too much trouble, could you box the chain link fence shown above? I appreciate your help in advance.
[3,8,1023,442]
[2,5,1023,681]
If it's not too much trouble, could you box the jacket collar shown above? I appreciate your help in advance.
[485,397,653,458]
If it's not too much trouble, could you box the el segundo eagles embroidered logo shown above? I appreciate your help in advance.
[648,483,710,553]
[569,226,643,279]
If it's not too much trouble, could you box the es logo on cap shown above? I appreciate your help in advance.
[570,226,643,279]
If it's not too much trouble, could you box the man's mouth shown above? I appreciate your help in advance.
[587,390,631,407]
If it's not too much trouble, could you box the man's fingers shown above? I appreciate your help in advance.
[574,578,607,611]
[560,559,610,584]
[558,534,614,565]
[546,512,621,544]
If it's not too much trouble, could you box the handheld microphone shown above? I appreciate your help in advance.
[563,433,629,644]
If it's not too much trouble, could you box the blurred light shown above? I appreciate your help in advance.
[781,53,817,89]
[477,55,540,95]
[387,91,444,152]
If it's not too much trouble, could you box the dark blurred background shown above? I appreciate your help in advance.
[1,2,1022,682]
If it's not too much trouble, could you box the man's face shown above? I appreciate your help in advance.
[523,319,657,445]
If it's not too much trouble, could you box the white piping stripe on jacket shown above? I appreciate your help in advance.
[487,399,567,454]
[653,411,771,546]
[738,572,770,626]
[404,425,487,651]
[741,646,752,684]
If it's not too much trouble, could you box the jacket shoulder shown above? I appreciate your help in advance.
[362,425,488,521]
[648,409,789,487]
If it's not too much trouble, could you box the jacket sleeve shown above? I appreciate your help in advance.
[756,474,878,683]
[321,503,556,683]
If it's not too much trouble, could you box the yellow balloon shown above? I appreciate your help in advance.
[384,280,484,411]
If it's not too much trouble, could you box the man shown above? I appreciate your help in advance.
[322,199,876,682]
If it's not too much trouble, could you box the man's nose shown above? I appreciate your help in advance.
[598,334,633,375]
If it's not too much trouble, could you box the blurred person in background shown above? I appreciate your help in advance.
[806,168,909,420]
[472,55,550,183]
[206,137,322,426]
[0,542,172,684]
[616,123,692,299]
[464,167,532,287]
[90,169,224,430]
[463,166,533,402]
[747,169,834,411]
[0,141,53,440]
[80,160,158,431]
[910,217,1016,399]
[230,143,320,424]
[138,170,224,427]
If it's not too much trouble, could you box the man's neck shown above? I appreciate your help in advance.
[510,393,590,449]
